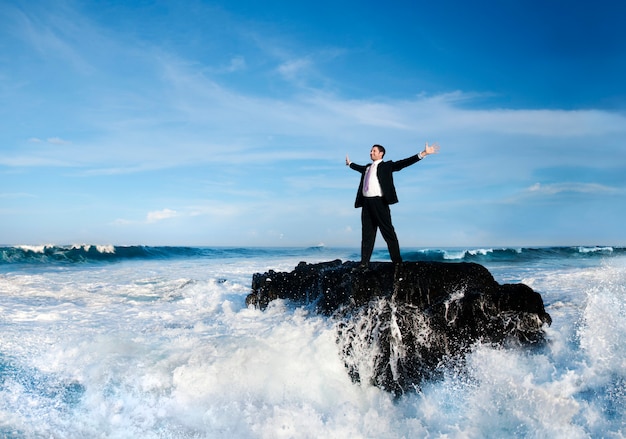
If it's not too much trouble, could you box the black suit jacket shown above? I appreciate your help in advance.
[350,154,422,208]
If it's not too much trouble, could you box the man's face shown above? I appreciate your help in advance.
[370,146,384,161]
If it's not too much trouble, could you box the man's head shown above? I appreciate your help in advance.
[370,144,385,161]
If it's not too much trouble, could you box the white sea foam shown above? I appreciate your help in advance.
[466,248,494,256]
[442,247,495,259]
[70,243,116,253]
[16,244,53,253]
[442,249,467,260]
[0,251,624,437]
[578,246,614,253]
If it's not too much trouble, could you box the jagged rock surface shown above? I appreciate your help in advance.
[246,260,552,395]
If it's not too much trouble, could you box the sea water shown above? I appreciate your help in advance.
[0,245,624,438]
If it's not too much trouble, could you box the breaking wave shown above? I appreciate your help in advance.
[2,244,624,266]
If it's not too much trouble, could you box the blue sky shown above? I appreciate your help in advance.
[1,0,625,248]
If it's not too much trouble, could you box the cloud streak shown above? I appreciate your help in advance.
[526,182,621,196]
[146,208,178,223]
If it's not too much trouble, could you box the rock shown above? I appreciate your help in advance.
[246,260,551,395]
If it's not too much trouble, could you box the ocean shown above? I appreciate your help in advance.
[1,245,624,438]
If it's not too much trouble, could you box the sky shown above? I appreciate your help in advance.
[1,0,626,248]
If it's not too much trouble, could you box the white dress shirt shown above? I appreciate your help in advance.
[362,159,383,197]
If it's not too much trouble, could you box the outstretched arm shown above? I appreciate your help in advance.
[393,141,441,171]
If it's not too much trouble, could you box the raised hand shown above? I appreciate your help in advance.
[424,142,440,155]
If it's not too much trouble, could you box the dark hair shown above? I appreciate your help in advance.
[373,144,386,157]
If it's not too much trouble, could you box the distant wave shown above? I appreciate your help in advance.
[0,245,243,265]
[1,244,624,266]
[402,246,625,263]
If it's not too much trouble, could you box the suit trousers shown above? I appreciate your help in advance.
[360,196,402,264]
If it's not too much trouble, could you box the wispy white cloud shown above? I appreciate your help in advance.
[113,208,179,226]
[187,203,248,219]
[5,82,626,177]
[498,181,622,206]
[6,3,97,74]
[448,107,626,137]
[526,182,621,196]
[146,208,178,223]
[46,137,71,145]
[111,218,133,226]
[112,203,250,229]
[225,55,246,72]
[277,57,312,80]
[208,55,247,74]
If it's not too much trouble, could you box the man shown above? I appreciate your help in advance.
[346,142,440,267]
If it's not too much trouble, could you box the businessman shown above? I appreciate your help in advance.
[346,142,440,267]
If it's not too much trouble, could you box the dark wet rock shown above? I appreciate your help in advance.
[247,260,551,395]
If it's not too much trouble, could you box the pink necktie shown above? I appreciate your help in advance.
[364,165,372,191]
